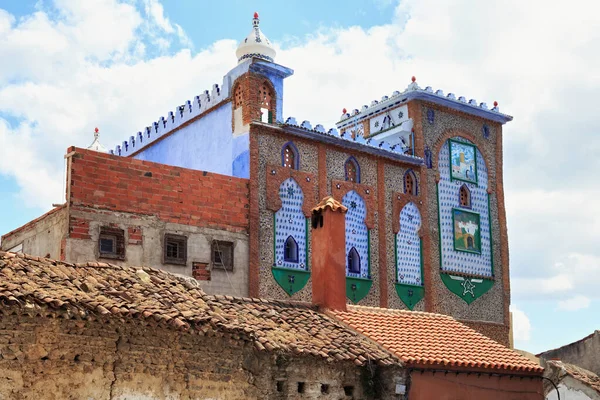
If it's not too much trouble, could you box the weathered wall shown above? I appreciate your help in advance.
[409,370,543,400]
[64,147,250,296]
[546,380,599,400]
[0,312,402,399]
[67,147,249,233]
[66,208,249,297]
[539,332,600,375]
[0,207,68,259]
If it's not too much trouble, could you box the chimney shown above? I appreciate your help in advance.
[311,196,348,311]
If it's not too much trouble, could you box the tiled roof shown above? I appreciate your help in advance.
[312,196,347,214]
[547,360,600,394]
[0,251,396,366]
[331,305,543,373]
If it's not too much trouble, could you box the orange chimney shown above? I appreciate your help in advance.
[311,196,348,311]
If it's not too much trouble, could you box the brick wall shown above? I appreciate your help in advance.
[66,147,249,233]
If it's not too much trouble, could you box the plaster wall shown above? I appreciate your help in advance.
[134,102,244,176]
[409,370,543,400]
[539,332,600,375]
[0,312,401,399]
[547,381,599,400]
[0,207,67,259]
[66,208,249,297]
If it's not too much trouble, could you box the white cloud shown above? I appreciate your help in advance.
[557,295,591,311]
[510,305,531,342]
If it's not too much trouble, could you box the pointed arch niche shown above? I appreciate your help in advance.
[404,170,418,196]
[260,80,275,123]
[459,184,472,208]
[344,157,361,183]
[281,142,299,169]
[395,201,424,310]
[342,190,372,304]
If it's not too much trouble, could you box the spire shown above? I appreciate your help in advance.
[235,12,276,64]
[87,127,107,153]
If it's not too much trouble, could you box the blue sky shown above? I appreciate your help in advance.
[0,0,599,355]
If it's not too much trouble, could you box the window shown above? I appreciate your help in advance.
[348,247,361,274]
[281,142,299,169]
[284,236,299,263]
[459,184,471,208]
[404,170,418,195]
[212,240,234,271]
[345,157,360,183]
[234,85,243,109]
[98,227,125,260]
[163,234,187,265]
[260,81,274,123]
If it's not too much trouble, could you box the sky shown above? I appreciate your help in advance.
[0,0,599,354]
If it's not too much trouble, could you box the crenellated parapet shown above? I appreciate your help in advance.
[337,77,512,130]
[110,83,225,157]
[283,117,422,164]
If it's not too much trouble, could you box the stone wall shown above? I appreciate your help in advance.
[0,312,404,399]
[0,206,68,259]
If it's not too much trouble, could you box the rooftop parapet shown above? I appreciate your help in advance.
[282,117,423,165]
[109,83,225,157]
[337,77,513,129]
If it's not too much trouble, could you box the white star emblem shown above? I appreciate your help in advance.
[461,279,476,297]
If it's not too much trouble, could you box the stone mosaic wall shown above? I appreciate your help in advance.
[342,191,369,278]
[396,202,422,286]
[275,178,308,270]
[438,138,492,277]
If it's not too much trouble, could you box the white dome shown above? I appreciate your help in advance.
[87,128,107,153]
[235,12,276,64]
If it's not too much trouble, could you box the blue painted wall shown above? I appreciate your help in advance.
[134,103,240,176]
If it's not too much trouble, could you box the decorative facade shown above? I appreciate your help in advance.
[1,13,515,346]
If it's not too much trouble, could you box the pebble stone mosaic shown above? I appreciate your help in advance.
[342,190,370,279]
[396,202,422,286]
[438,138,492,277]
[274,178,307,270]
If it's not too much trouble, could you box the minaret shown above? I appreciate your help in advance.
[235,12,276,64]
[87,127,107,152]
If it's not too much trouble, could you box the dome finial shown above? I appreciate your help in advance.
[88,127,107,153]
[236,12,276,64]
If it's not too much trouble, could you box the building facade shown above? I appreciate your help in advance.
[1,13,514,345]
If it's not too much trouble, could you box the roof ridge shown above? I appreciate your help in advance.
[346,304,454,319]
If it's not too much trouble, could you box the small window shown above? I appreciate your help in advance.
[234,85,243,109]
[98,227,125,260]
[163,234,187,265]
[345,157,360,183]
[348,247,361,274]
[281,142,299,169]
[404,170,418,195]
[212,240,234,271]
[284,236,299,263]
[459,184,471,208]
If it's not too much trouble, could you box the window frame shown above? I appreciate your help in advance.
[283,235,299,263]
[404,169,418,196]
[98,227,125,260]
[163,233,188,266]
[211,240,234,271]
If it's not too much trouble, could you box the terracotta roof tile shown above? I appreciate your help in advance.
[312,196,347,213]
[0,251,396,366]
[547,360,600,393]
[331,305,543,373]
